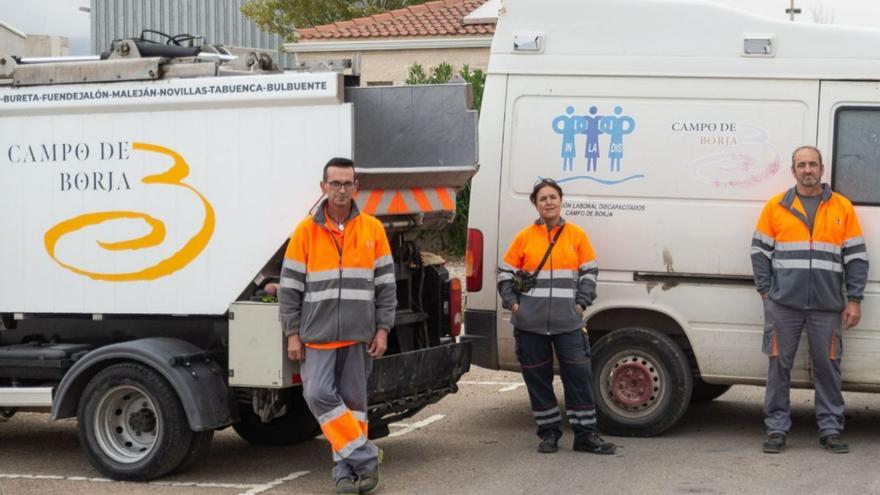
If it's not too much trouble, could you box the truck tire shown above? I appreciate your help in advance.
[690,378,731,403]
[592,327,692,437]
[77,362,193,480]
[232,387,320,446]
[171,429,214,474]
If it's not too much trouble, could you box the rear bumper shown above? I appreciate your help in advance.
[461,309,498,370]
[367,342,471,433]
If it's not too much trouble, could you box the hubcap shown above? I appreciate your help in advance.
[599,352,665,419]
[93,385,160,464]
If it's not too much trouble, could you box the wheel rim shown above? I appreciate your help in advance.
[93,385,160,464]
[599,351,667,419]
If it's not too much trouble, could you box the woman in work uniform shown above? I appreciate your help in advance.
[497,179,617,455]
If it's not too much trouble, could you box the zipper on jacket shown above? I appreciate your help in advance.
[326,223,345,342]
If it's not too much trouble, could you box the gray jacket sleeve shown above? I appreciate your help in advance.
[576,260,598,308]
[373,253,397,330]
[842,236,869,302]
[750,230,775,295]
[497,261,519,310]
[278,257,306,337]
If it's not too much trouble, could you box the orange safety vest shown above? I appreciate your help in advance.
[751,184,868,312]
[279,200,397,343]
[498,218,598,334]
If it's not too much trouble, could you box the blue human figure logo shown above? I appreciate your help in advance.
[598,106,636,172]
[581,106,604,172]
[552,106,585,171]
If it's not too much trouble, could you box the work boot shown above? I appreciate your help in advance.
[358,449,383,494]
[335,477,358,495]
[537,432,560,454]
[573,432,617,455]
[820,434,849,454]
[762,433,786,454]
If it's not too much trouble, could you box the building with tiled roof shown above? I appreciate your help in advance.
[284,0,497,86]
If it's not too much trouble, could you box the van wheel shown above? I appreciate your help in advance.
[77,363,192,480]
[232,387,320,446]
[592,327,692,437]
[690,378,731,403]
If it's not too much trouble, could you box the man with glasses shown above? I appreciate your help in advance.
[279,157,396,494]
[751,146,868,455]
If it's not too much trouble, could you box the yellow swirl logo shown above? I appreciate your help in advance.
[44,142,215,282]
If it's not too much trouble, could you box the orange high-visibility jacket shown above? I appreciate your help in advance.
[279,200,397,343]
[751,184,868,312]
[497,218,598,334]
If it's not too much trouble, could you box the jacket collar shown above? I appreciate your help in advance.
[780,183,832,208]
[312,198,361,226]
[779,183,831,230]
[534,217,567,228]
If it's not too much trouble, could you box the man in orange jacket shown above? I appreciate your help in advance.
[279,157,396,494]
[751,146,868,454]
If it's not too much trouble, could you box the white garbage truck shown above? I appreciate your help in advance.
[463,0,879,437]
[0,35,473,480]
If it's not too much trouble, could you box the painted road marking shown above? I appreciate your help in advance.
[459,380,526,392]
[387,414,445,438]
[0,472,309,493]
[238,471,310,495]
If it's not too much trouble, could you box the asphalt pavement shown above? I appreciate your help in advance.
[3,366,880,494]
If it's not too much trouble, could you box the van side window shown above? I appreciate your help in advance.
[833,107,880,206]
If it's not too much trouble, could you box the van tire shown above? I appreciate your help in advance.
[232,388,320,446]
[592,327,692,437]
[690,378,731,403]
[77,363,192,480]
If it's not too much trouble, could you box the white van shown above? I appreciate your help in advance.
[463,0,880,436]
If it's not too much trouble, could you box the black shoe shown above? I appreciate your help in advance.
[762,433,786,453]
[820,434,849,454]
[537,433,560,454]
[573,433,617,455]
[335,477,358,495]
[357,449,383,494]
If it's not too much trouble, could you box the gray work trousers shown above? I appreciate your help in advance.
[301,343,379,481]
[762,298,844,437]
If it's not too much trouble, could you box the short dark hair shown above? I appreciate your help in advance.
[323,157,355,181]
[791,146,823,169]
[530,178,563,204]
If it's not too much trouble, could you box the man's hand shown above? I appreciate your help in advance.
[576,304,585,318]
[843,301,861,329]
[511,303,519,314]
[761,292,769,300]
[287,334,304,361]
[368,328,389,358]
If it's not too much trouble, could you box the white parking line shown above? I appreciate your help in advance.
[387,414,445,438]
[0,472,299,491]
[459,380,526,392]
[237,471,310,495]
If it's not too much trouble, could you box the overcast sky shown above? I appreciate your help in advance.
[1,0,880,56]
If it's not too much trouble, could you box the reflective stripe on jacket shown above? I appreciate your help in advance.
[497,218,598,334]
[279,200,397,343]
[751,184,868,312]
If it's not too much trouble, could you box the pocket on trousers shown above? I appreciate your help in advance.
[829,326,843,361]
[761,300,778,357]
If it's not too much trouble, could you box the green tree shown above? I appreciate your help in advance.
[241,0,432,41]
[405,62,487,256]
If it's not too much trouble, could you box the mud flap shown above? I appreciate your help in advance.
[366,342,471,435]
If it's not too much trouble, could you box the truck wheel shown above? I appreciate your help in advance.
[690,378,731,403]
[77,363,192,480]
[232,387,320,446]
[592,327,692,437]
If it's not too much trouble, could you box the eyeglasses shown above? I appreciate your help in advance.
[326,180,358,191]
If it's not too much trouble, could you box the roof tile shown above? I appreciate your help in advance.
[298,0,494,40]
